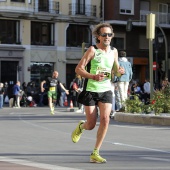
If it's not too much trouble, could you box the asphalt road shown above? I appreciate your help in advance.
[0,106,170,170]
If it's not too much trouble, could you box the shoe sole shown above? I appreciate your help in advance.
[90,159,107,163]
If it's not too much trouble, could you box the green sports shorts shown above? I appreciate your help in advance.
[47,91,57,100]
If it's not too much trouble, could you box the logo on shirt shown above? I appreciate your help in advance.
[95,57,101,63]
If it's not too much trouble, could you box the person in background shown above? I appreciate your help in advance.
[143,78,150,104]
[71,23,124,163]
[161,77,170,90]
[134,82,143,100]
[22,82,27,94]
[38,80,47,107]
[12,81,21,108]
[59,83,67,107]
[3,82,8,104]
[41,71,69,115]
[0,83,5,109]
[74,74,84,113]
[116,51,133,111]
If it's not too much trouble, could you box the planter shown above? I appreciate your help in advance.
[114,112,170,126]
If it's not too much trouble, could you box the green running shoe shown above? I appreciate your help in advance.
[90,152,107,163]
[71,120,85,143]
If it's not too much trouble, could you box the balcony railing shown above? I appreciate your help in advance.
[69,3,96,17]
[34,1,60,14]
[0,1,60,14]
[140,10,170,25]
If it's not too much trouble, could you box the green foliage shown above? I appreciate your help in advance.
[150,86,170,114]
[149,90,164,115]
[124,86,170,115]
[124,95,143,113]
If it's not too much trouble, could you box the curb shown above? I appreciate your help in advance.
[114,113,170,126]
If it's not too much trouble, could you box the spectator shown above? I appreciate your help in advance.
[117,51,133,111]
[68,78,77,107]
[59,83,67,107]
[0,83,5,109]
[12,81,21,108]
[38,80,47,107]
[3,82,9,104]
[161,77,170,90]
[22,82,27,94]
[143,78,150,104]
[134,82,143,100]
[74,74,84,113]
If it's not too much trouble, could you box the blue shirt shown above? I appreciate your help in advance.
[13,84,20,95]
[117,57,133,82]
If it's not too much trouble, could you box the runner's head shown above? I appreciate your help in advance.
[52,71,59,78]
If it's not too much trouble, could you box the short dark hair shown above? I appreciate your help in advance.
[119,51,126,57]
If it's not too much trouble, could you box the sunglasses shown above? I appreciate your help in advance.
[100,33,113,37]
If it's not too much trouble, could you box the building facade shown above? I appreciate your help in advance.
[0,0,102,89]
[0,0,170,89]
[104,0,170,84]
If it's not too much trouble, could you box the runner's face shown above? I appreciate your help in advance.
[98,27,113,47]
[53,72,58,78]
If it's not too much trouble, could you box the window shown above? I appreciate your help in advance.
[30,62,54,87]
[31,22,54,46]
[119,0,134,15]
[140,1,150,22]
[55,2,59,14]
[111,37,125,50]
[76,0,85,14]
[67,24,91,47]
[11,0,25,2]
[0,20,20,44]
[159,3,168,24]
[39,0,49,12]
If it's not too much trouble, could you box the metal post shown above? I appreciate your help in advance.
[149,39,154,99]
[146,13,155,99]
[155,50,158,89]
[102,0,104,23]
[82,42,85,55]
[157,25,168,78]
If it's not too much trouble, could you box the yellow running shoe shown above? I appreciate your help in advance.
[90,152,107,163]
[50,105,55,115]
[71,120,85,143]
[50,110,54,115]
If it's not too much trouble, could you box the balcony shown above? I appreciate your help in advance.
[34,1,60,14]
[140,10,170,26]
[0,1,60,15]
[69,3,96,17]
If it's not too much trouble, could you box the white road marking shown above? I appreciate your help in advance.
[112,142,170,154]
[142,157,170,162]
[0,156,82,170]
[112,124,170,130]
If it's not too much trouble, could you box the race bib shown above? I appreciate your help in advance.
[96,67,111,80]
[49,87,55,91]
